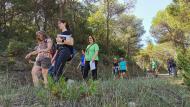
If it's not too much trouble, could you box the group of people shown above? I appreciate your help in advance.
[112,57,128,80]
[24,19,177,88]
[144,57,177,78]
[78,36,100,80]
[25,19,99,87]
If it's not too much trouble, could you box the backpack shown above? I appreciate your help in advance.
[50,42,57,57]
[67,47,76,61]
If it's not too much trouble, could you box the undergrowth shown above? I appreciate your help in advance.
[0,74,190,107]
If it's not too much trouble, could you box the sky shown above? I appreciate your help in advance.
[133,0,172,47]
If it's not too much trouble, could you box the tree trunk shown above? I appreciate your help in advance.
[106,0,110,54]
[2,0,6,30]
[71,0,76,36]
[127,38,130,58]
[60,3,63,18]
[59,0,67,18]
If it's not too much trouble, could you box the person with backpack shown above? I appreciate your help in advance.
[49,19,74,82]
[83,35,99,80]
[167,58,172,75]
[170,57,177,77]
[25,31,53,87]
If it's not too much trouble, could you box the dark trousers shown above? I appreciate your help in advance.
[80,66,85,76]
[171,67,177,77]
[83,61,98,80]
[49,47,71,81]
[168,67,172,75]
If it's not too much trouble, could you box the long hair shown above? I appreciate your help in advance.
[88,35,96,43]
[36,31,47,42]
[59,19,70,31]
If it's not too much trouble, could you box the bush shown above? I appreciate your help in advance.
[7,40,28,56]
[0,32,9,52]
[45,77,99,101]
[177,49,190,86]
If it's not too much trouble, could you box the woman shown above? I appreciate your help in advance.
[50,19,74,81]
[25,31,52,87]
[83,36,99,80]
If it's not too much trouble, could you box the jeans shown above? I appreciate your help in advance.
[171,67,177,76]
[83,61,98,80]
[168,67,172,75]
[48,47,71,81]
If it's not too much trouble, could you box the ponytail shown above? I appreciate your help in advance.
[66,23,70,31]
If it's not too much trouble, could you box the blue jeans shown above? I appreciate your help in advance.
[171,67,177,76]
[48,47,71,81]
[168,67,172,75]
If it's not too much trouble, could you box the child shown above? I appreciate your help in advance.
[151,58,159,77]
[146,65,152,78]
[77,49,85,76]
[112,58,119,80]
[119,58,127,79]
[143,66,147,77]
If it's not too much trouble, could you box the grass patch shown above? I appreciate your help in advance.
[0,74,190,107]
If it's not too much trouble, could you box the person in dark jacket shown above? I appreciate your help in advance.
[49,19,74,81]
[167,58,172,75]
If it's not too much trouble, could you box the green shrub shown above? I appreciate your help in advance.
[0,32,9,52]
[177,49,190,86]
[45,77,99,101]
[7,40,27,56]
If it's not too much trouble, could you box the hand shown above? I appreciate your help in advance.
[37,50,45,53]
[25,53,31,59]
[92,57,95,62]
[28,60,35,64]
[56,37,62,43]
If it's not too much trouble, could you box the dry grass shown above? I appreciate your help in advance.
[0,73,190,107]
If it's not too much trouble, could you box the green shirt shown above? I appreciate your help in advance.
[151,60,158,69]
[85,43,99,61]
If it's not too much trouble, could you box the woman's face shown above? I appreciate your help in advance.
[58,21,65,30]
[88,36,94,44]
[36,33,43,42]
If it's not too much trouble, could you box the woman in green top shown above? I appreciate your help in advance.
[83,35,99,80]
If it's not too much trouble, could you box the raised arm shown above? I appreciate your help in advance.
[56,36,74,46]
[63,37,74,46]
[25,50,38,59]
